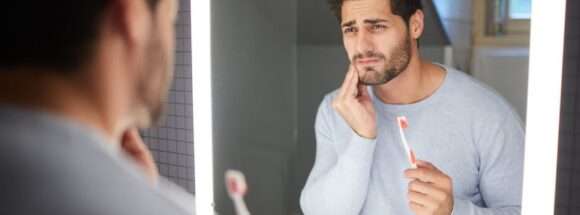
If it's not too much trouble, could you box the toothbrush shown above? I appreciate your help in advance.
[225,170,251,215]
[397,116,417,168]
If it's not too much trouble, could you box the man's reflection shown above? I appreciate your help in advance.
[300,0,524,214]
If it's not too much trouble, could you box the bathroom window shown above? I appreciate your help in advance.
[509,0,531,20]
[474,0,531,47]
[505,0,531,36]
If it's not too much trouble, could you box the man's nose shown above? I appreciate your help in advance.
[356,31,374,55]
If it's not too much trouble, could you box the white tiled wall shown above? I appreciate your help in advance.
[140,0,194,194]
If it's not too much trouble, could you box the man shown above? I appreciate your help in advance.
[300,0,524,214]
[0,0,195,214]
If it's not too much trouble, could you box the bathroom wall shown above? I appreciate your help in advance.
[211,0,298,214]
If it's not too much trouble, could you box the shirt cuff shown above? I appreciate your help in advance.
[344,130,377,158]
[350,129,377,143]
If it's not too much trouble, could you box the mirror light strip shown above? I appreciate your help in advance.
[522,0,567,214]
[191,0,214,213]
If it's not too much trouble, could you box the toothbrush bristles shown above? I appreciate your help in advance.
[398,117,408,129]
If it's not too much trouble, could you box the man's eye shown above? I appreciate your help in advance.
[344,28,356,34]
[372,25,386,30]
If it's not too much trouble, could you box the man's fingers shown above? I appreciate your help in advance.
[406,162,455,215]
[405,163,454,195]
[121,128,144,152]
[408,190,428,205]
[345,66,358,99]
[404,167,440,183]
[331,64,377,139]
[408,190,437,208]
[120,128,159,184]
[410,179,450,202]
[408,179,433,194]
[337,67,354,100]
[121,129,150,161]
[416,160,438,171]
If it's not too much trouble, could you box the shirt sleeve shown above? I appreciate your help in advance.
[300,95,377,215]
[452,109,524,215]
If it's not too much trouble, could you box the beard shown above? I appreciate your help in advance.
[135,31,173,128]
[353,33,412,85]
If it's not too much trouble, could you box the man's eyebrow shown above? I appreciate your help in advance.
[363,19,389,24]
[341,19,389,27]
[341,20,356,27]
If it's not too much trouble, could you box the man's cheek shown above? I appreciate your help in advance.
[344,44,354,60]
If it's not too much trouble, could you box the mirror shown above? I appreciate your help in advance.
[188,0,567,214]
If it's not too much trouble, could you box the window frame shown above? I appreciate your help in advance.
[473,0,531,47]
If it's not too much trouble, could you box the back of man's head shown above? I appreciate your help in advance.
[0,0,158,73]
[0,0,177,130]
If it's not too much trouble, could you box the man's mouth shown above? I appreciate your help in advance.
[357,58,381,65]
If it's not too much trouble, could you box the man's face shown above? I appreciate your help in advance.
[341,0,412,85]
[136,0,178,127]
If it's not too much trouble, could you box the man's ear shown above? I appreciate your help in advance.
[108,0,149,49]
[409,9,424,40]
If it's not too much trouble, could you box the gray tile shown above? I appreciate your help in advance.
[169,166,178,177]
[177,129,186,142]
[176,117,186,129]
[159,152,168,163]
[178,142,188,153]
[168,129,177,140]
[159,140,168,151]
[186,119,193,130]
[176,104,186,116]
[159,164,168,175]
[168,152,178,165]
[168,141,177,153]
[176,91,186,103]
[178,154,188,166]
[178,167,188,178]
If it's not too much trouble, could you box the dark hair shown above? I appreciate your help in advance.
[0,0,158,73]
[328,0,423,26]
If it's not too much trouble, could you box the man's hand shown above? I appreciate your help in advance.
[332,65,377,139]
[404,160,454,215]
[121,128,159,184]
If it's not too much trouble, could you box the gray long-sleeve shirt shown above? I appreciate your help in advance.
[0,107,196,214]
[300,67,525,214]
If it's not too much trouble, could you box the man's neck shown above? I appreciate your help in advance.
[0,70,118,141]
[372,59,447,105]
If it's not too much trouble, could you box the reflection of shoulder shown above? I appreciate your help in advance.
[319,89,340,113]
[318,89,339,117]
[316,89,346,129]
[325,89,341,103]
[447,68,515,115]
